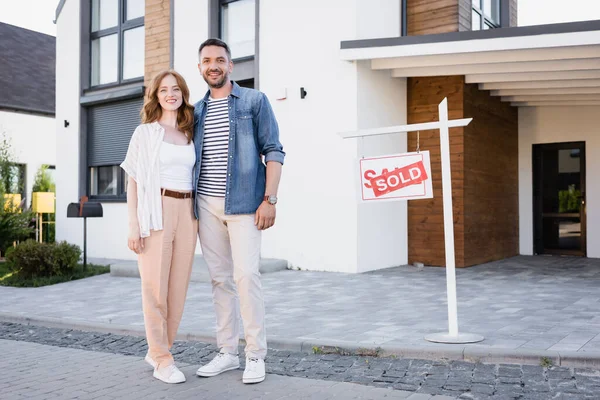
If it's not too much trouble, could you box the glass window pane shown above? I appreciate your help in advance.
[472,0,480,7]
[126,0,145,20]
[221,0,255,59]
[91,166,118,196]
[91,0,118,31]
[123,170,129,193]
[472,10,481,30]
[483,0,500,24]
[123,27,145,80]
[91,34,118,86]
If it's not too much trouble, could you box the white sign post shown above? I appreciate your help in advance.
[339,98,483,344]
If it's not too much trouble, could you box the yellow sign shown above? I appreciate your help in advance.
[32,192,55,213]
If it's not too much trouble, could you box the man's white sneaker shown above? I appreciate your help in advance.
[243,357,266,384]
[196,352,240,377]
[153,364,186,384]
[144,353,157,369]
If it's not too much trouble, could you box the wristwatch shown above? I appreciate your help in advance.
[264,195,278,205]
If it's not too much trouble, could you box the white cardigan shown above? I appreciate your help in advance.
[120,122,166,238]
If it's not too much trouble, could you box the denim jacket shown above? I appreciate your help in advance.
[193,81,285,218]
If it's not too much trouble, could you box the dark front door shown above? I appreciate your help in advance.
[533,142,586,256]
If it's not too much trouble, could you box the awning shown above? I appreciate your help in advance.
[341,20,600,107]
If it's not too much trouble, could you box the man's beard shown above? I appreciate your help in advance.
[204,70,228,89]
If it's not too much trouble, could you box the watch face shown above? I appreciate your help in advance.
[268,195,277,204]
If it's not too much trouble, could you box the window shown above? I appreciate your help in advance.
[220,0,256,59]
[90,166,128,196]
[88,98,142,200]
[215,0,257,88]
[90,0,144,87]
[472,0,500,31]
[1,163,26,199]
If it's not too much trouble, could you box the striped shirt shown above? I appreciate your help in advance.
[197,97,230,197]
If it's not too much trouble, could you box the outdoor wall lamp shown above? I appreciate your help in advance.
[300,87,307,99]
[64,120,70,128]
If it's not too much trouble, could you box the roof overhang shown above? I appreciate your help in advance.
[341,20,600,107]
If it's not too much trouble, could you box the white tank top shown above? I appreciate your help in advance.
[159,141,196,191]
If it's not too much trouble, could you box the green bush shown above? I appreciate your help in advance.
[6,240,81,279]
[0,207,34,256]
[50,241,81,275]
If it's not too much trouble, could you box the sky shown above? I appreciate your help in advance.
[0,0,599,37]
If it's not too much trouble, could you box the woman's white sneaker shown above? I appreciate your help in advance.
[243,357,265,384]
[153,364,186,384]
[196,352,240,377]
[144,353,157,369]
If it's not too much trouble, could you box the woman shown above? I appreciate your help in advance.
[120,70,198,384]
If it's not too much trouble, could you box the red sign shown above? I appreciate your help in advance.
[359,151,433,202]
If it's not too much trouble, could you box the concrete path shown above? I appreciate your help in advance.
[1,256,599,367]
[0,339,453,400]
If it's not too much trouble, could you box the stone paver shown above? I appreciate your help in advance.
[1,256,599,358]
[0,339,422,400]
[0,256,600,354]
[2,323,600,399]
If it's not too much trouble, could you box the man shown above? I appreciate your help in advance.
[192,38,284,384]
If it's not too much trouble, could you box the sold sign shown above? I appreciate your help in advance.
[359,151,433,202]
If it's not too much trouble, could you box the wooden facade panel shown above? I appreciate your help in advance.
[145,0,171,85]
[458,0,471,31]
[509,0,518,27]
[463,83,519,266]
[407,0,459,35]
[407,75,465,267]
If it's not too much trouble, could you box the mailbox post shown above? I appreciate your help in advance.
[67,196,103,270]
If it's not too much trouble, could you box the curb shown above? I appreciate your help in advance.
[2,313,600,369]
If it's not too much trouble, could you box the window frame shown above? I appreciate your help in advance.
[89,0,145,89]
[472,0,500,31]
[88,165,128,202]
[218,0,256,62]
[209,0,258,88]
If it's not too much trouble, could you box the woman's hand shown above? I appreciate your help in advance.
[128,233,145,254]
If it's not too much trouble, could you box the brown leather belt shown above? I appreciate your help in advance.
[161,188,193,199]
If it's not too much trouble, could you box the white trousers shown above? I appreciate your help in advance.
[197,195,267,359]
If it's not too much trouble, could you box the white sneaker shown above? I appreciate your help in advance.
[243,357,266,384]
[153,364,186,384]
[144,353,157,369]
[196,351,240,377]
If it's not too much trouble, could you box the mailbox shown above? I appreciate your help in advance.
[67,197,104,270]
[67,202,103,218]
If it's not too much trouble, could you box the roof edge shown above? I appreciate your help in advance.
[0,106,56,118]
[54,0,67,24]
[341,19,600,50]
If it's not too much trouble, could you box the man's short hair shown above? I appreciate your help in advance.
[198,38,232,61]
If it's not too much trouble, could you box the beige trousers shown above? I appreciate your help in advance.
[197,195,267,359]
[138,195,198,368]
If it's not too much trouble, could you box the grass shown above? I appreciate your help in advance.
[0,262,110,288]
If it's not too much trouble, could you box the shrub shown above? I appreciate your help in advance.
[0,206,34,256]
[6,240,81,279]
[50,241,81,275]
[6,240,52,278]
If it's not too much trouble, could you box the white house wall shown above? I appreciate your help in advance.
[0,110,55,204]
[55,0,83,250]
[519,106,600,258]
[355,61,407,273]
[258,0,406,272]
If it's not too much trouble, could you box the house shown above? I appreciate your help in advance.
[54,0,600,273]
[0,22,56,206]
